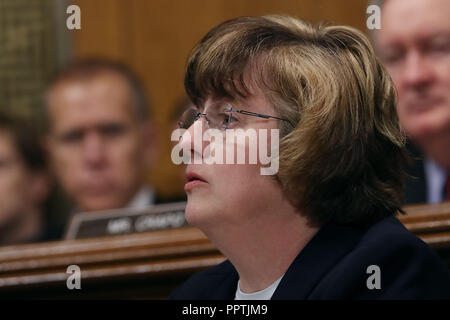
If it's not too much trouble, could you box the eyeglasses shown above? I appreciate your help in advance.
[178,104,294,131]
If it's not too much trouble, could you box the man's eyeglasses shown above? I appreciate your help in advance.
[178,104,293,131]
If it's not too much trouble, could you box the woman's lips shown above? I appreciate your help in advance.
[184,179,208,191]
[185,172,208,191]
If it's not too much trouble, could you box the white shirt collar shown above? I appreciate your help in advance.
[235,274,284,300]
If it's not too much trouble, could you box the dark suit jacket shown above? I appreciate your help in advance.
[404,142,428,204]
[169,216,450,299]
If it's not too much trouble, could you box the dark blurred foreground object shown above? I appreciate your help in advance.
[0,202,449,299]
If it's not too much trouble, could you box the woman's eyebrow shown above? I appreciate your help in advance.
[192,104,203,112]
[205,100,230,112]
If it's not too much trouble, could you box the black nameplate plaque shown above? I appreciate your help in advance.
[65,202,187,239]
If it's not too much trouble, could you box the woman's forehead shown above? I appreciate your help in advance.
[202,92,272,113]
[202,97,233,110]
[195,67,268,107]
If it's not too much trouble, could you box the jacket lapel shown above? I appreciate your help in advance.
[207,260,240,299]
[271,223,363,300]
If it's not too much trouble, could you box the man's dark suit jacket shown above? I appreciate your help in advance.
[169,216,450,299]
[404,142,428,204]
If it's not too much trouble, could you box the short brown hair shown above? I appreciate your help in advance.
[185,15,407,228]
[0,111,46,172]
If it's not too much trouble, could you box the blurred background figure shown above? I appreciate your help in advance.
[0,111,53,245]
[44,59,158,214]
[170,96,195,135]
[169,96,195,193]
[372,0,450,204]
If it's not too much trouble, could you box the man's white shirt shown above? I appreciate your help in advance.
[424,157,447,203]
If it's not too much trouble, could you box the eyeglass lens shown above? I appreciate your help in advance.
[179,105,233,130]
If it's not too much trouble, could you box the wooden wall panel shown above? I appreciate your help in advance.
[71,0,367,197]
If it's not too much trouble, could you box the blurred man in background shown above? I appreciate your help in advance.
[44,59,158,214]
[373,0,450,204]
[169,96,194,194]
[0,112,51,245]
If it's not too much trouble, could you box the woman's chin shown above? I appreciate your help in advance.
[184,201,206,227]
[185,200,221,230]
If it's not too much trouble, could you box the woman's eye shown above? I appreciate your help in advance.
[219,113,238,128]
[228,116,238,125]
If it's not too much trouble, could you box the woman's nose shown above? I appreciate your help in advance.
[178,119,210,163]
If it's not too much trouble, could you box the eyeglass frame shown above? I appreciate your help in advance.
[178,105,295,131]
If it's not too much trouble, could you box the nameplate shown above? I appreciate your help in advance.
[65,202,187,239]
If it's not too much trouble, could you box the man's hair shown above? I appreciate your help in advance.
[0,111,46,172]
[44,58,151,126]
[185,15,407,228]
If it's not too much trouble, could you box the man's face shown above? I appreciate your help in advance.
[47,72,150,212]
[377,0,450,166]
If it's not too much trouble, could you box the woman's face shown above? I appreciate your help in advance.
[181,89,284,231]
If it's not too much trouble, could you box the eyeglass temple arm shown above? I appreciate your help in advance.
[231,109,294,127]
